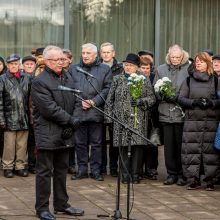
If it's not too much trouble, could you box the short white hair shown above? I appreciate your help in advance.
[100,42,115,51]
[43,45,63,59]
[168,44,183,55]
[82,43,97,53]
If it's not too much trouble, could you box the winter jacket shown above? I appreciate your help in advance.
[0,56,7,75]
[100,57,123,76]
[154,51,190,123]
[0,71,31,130]
[178,71,220,179]
[105,72,156,147]
[31,66,77,150]
[68,57,113,123]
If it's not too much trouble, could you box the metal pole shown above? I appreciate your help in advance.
[64,0,70,49]
[154,0,160,67]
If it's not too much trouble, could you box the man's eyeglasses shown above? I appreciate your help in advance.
[47,58,65,62]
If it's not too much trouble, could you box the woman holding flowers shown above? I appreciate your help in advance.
[105,53,155,184]
[178,52,220,190]
[154,44,190,186]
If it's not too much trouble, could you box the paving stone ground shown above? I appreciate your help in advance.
[1,146,220,220]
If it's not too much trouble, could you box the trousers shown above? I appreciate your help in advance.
[35,148,70,213]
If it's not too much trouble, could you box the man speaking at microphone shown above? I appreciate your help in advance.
[31,45,84,220]
[68,43,112,181]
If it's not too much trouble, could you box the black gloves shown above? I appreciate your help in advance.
[130,98,144,107]
[62,127,73,139]
[205,99,214,108]
[163,94,177,103]
[62,118,81,140]
[69,118,81,129]
[192,98,213,109]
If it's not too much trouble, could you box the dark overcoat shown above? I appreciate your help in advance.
[178,71,220,179]
[31,66,76,150]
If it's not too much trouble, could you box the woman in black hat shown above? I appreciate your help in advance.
[105,53,156,184]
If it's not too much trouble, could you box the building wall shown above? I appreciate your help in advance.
[0,0,219,65]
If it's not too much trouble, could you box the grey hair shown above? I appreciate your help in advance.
[168,44,183,54]
[100,42,115,51]
[82,43,97,53]
[43,45,63,59]
[62,48,73,59]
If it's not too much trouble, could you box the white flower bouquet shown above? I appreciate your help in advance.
[154,77,185,117]
[127,73,146,128]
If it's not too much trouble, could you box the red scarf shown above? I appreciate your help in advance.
[13,71,21,78]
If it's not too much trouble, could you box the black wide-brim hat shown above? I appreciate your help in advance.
[123,53,140,67]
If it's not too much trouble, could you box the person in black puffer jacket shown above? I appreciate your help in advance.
[178,51,220,191]
[68,43,113,181]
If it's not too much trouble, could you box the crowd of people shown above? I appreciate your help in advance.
[0,42,220,219]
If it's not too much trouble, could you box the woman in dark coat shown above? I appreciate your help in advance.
[0,56,6,160]
[0,57,7,75]
[105,53,156,184]
[178,52,220,190]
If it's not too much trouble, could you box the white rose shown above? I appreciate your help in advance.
[162,77,170,82]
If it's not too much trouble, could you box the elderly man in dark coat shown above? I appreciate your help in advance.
[31,45,84,220]
[68,43,113,181]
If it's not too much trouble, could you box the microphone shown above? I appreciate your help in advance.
[76,66,95,78]
[57,85,82,93]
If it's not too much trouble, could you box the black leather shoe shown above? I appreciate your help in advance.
[132,175,140,184]
[28,167,36,174]
[15,169,29,177]
[4,169,13,178]
[110,169,118,177]
[54,206,84,216]
[163,176,177,185]
[68,166,76,174]
[122,176,129,184]
[37,211,55,220]
[176,176,187,186]
[90,172,104,181]
[71,172,88,180]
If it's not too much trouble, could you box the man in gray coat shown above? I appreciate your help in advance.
[154,44,190,186]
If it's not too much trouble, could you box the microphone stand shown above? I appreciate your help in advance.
[83,76,124,219]
[71,91,157,220]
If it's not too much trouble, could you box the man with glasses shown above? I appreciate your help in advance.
[31,45,84,220]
